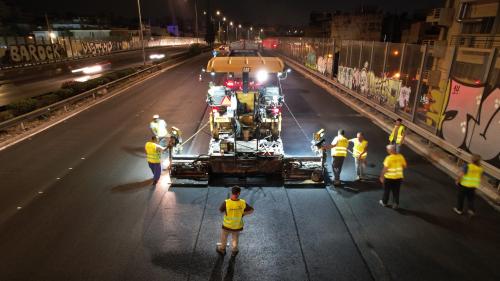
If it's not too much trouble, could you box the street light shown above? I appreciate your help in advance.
[136,0,146,66]
[194,0,199,43]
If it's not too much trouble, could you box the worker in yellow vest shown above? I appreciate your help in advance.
[349,132,368,181]
[379,144,407,209]
[388,118,405,153]
[145,136,166,185]
[453,154,483,216]
[217,186,254,257]
[323,129,349,186]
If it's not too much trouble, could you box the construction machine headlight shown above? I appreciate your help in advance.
[256,70,269,83]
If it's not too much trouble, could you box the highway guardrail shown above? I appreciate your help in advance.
[279,53,500,189]
[0,47,208,133]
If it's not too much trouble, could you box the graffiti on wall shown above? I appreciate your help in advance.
[338,62,402,108]
[4,44,67,63]
[80,41,128,55]
[438,78,499,167]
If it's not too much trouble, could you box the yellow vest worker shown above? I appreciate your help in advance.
[217,186,254,256]
[222,199,246,230]
[389,125,405,144]
[383,154,406,179]
[454,155,483,215]
[460,163,483,188]
[332,136,348,157]
[145,141,161,164]
[352,139,368,159]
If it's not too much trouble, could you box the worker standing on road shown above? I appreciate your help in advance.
[389,118,405,153]
[145,136,166,185]
[217,186,254,257]
[323,129,349,186]
[150,114,169,148]
[350,132,368,181]
[453,154,483,216]
[379,144,407,209]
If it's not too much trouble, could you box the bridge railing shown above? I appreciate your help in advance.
[276,37,500,191]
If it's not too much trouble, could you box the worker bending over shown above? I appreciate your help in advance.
[150,114,169,148]
[379,144,407,209]
[453,154,483,216]
[389,118,405,153]
[145,136,166,185]
[323,129,349,186]
[350,132,368,181]
[217,186,254,257]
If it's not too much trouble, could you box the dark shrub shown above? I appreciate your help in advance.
[7,98,38,116]
[36,93,61,107]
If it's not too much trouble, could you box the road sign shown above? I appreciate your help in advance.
[220,96,232,106]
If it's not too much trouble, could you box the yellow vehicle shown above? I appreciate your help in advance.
[171,49,325,186]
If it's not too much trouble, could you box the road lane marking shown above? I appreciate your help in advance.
[0,55,203,152]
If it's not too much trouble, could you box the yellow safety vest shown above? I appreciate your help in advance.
[145,141,161,164]
[332,136,348,157]
[223,199,246,230]
[460,163,483,188]
[352,139,368,159]
[383,154,406,179]
[389,125,405,144]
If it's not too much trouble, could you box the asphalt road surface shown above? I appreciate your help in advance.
[0,53,499,281]
[0,46,188,106]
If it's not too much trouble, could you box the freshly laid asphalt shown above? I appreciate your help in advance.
[0,53,499,281]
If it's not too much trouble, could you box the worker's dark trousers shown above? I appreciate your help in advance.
[382,178,402,205]
[148,162,162,183]
[456,184,476,212]
[332,156,345,181]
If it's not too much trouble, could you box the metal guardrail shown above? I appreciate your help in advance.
[0,48,206,132]
[280,53,500,182]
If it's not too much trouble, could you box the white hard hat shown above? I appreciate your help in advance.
[153,114,159,119]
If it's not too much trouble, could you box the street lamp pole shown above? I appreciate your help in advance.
[194,0,199,43]
[137,0,146,66]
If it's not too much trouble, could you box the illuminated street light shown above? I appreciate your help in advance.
[216,10,220,15]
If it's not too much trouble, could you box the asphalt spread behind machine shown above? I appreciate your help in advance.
[170,43,326,187]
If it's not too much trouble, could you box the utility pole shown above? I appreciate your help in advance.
[45,13,53,44]
[137,0,146,66]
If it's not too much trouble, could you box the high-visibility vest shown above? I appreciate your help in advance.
[352,139,368,159]
[145,141,161,163]
[389,125,405,144]
[332,136,349,157]
[460,163,483,188]
[383,154,406,179]
[223,199,246,230]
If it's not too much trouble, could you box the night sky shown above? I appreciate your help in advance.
[15,0,444,25]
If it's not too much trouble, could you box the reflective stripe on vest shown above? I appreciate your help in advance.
[389,125,405,144]
[223,199,246,230]
[145,142,161,163]
[332,137,348,157]
[460,163,483,188]
[383,154,405,179]
[352,139,368,159]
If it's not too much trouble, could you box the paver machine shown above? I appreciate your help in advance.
[170,53,326,186]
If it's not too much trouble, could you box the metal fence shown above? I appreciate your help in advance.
[0,36,202,69]
[278,37,500,172]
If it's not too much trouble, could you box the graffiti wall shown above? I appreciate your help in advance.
[338,62,402,109]
[78,41,129,56]
[4,44,67,64]
[438,78,500,167]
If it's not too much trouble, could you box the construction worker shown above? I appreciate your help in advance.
[453,154,483,216]
[388,118,405,153]
[217,186,254,257]
[379,144,407,209]
[150,114,169,148]
[145,136,166,185]
[323,129,349,186]
[350,132,368,181]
